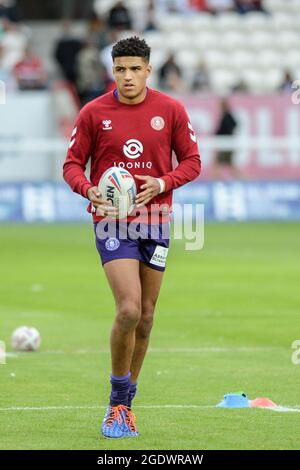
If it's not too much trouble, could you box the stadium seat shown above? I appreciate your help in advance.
[203,50,228,69]
[209,68,238,95]
[193,32,220,51]
[256,50,282,70]
[265,0,300,15]
[157,14,187,33]
[186,13,213,33]
[143,31,165,50]
[165,32,192,50]
[243,12,269,32]
[241,68,284,93]
[282,50,300,72]
[241,69,265,93]
[228,51,256,71]
[127,0,146,7]
[291,69,300,82]
[91,0,300,95]
[220,32,248,51]
[264,0,288,14]
[248,32,274,50]
[289,0,300,15]
[214,13,242,32]
[175,49,200,86]
[276,32,300,51]
[176,49,200,69]
[147,73,158,89]
[272,12,297,32]
[1,26,28,71]
[93,0,115,16]
[117,30,140,41]
[264,68,285,92]
[149,49,169,70]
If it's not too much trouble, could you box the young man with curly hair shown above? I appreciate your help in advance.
[63,36,201,438]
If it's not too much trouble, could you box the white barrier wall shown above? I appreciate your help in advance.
[1,92,300,182]
[0,91,56,181]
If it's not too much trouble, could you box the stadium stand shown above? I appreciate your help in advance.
[1,0,300,188]
[1,0,299,96]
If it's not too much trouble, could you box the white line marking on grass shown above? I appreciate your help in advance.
[2,310,62,318]
[1,404,299,413]
[24,346,281,356]
[5,346,285,362]
[41,350,65,354]
[0,405,102,411]
[271,407,300,413]
[141,405,216,409]
[149,347,279,353]
[0,405,215,412]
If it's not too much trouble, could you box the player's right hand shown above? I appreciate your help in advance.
[87,186,118,217]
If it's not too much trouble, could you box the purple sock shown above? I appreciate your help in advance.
[128,382,137,408]
[109,372,131,406]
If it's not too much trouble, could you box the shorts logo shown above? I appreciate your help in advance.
[150,245,169,268]
[105,238,120,251]
[123,139,143,159]
[151,116,165,131]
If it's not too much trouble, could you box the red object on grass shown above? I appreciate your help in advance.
[250,397,278,408]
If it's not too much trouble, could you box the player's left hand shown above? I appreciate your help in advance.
[135,175,164,207]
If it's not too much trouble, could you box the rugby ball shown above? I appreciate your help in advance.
[98,167,136,219]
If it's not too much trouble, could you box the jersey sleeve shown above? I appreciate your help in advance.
[161,104,201,192]
[63,107,94,198]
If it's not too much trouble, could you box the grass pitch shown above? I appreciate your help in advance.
[0,223,299,450]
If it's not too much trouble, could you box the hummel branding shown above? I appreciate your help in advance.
[69,126,77,148]
[188,122,197,143]
[102,120,112,130]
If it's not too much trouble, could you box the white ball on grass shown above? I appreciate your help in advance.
[11,326,41,352]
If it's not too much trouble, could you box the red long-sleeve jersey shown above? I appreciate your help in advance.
[63,88,201,222]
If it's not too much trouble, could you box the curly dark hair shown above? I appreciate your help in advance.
[112,36,151,63]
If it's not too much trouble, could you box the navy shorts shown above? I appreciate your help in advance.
[94,221,170,272]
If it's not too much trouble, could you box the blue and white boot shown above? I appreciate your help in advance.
[101,404,128,438]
